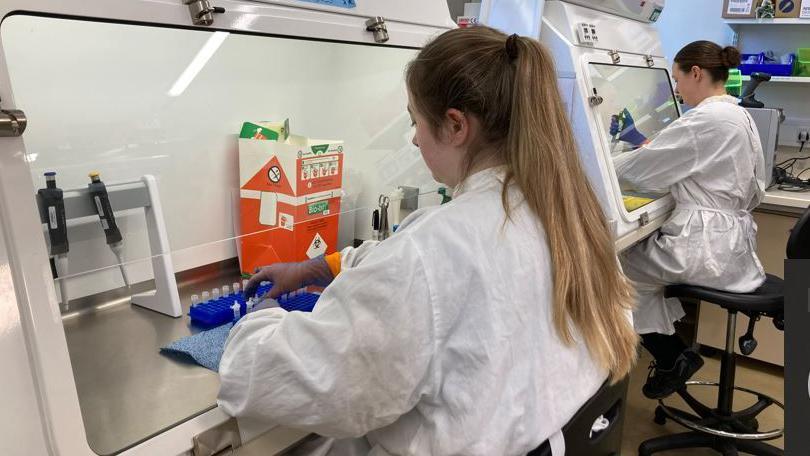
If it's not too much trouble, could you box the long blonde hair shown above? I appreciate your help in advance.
[406,26,638,382]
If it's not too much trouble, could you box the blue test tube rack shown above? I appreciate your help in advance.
[188,283,319,327]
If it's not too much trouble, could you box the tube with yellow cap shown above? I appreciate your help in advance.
[88,172,130,289]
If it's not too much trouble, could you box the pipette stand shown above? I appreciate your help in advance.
[36,174,182,317]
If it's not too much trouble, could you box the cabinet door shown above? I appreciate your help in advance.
[586,62,680,216]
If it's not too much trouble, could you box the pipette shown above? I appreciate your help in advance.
[38,172,70,311]
[88,172,130,289]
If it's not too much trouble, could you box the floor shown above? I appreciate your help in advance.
[621,349,785,455]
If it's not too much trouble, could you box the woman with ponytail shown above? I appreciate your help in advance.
[612,40,767,400]
[218,26,638,455]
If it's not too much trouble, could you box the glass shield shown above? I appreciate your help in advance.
[587,63,680,213]
[1,14,444,454]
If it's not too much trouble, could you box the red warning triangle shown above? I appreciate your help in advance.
[242,156,294,194]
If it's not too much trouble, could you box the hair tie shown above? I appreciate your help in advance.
[505,34,520,60]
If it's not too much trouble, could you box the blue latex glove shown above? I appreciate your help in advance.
[244,256,334,299]
[610,108,647,146]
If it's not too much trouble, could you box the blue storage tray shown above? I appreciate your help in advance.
[738,53,795,76]
[188,283,319,327]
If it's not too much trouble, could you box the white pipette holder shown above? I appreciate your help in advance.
[35,174,182,317]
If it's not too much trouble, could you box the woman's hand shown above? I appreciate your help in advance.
[244,256,334,299]
[610,108,648,146]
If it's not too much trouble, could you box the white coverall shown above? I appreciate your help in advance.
[614,95,767,335]
[218,168,607,455]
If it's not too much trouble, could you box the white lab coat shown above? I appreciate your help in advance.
[217,167,607,455]
[614,95,767,335]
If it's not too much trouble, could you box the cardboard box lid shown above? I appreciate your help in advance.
[239,119,290,140]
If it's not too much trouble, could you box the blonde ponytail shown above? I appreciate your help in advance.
[407,27,638,382]
[507,36,638,382]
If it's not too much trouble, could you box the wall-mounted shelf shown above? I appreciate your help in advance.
[724,18,810,25]
[741,75,810,83]
[723,14,810,150]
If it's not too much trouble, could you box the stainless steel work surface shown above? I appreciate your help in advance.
[63,265,239,455]
[3,12,421,455]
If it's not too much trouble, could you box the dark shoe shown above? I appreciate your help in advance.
[642,348,704,399]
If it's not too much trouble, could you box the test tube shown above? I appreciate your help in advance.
[246,297,254,313]
[201,291,210,302]
[231,302,240,320]
[222,285,231,297]
[242,279,249,289]
[233,282,241,295]
[190,294,200,308]
[212,288,221,300]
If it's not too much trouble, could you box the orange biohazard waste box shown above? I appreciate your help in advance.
[237,119,343,275]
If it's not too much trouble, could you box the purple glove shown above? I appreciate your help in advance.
[244,256,334,299]
[610,108,647,146]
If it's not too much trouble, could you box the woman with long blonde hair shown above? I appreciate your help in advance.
[218,26,638,455]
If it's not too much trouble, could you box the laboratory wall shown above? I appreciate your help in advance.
[2,16,434,301]
[654,0,735,64]
[733,26,810,148]
[655,0,810,147]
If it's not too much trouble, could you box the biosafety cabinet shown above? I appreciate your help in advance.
[0,1,453,455]
[540,0,679,250]
[0,0,678,454]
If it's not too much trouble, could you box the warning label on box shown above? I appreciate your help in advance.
[306,233,327,258]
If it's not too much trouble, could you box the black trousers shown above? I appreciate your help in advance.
[640,332,688,369]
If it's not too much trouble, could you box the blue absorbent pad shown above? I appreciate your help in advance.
[160,323,233,371]
[296,0,356,8]
[188,282,319,327]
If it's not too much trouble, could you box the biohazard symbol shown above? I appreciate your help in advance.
[306,233,327,258]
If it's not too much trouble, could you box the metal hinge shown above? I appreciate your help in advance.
[645,55,655,67]
[184,0,225,26]
[608,49,620,64]
[192,417,242,456]
[639,212,650,226]
[588,88,604,106]
[0,105,26,137]
[365,17,389,43]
